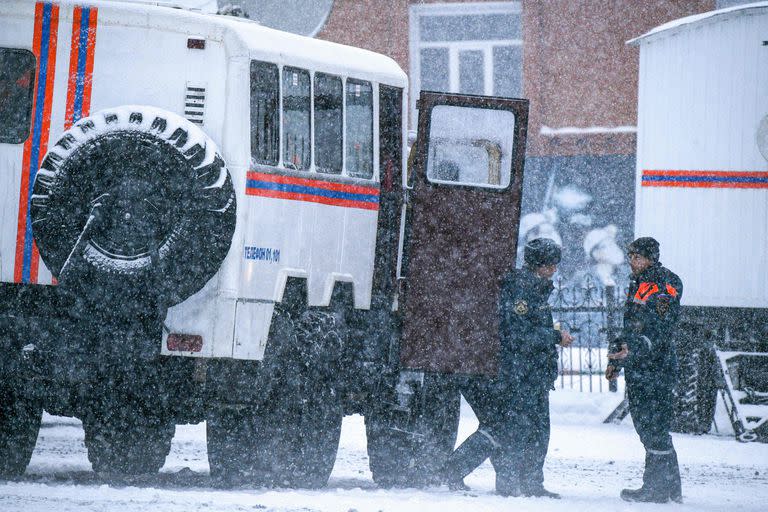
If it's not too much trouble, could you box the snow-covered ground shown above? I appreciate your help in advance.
[2,389,767,512]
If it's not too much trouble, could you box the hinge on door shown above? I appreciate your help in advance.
[184,82,206,125]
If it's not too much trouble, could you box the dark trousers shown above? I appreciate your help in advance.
[495,385,550,492]
[627,374,673,452]
[460,378,512,446]
[441,377,511,489]
[444,377,550,494]
[627,371,681,498]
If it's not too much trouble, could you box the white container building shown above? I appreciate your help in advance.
[629,2,768,309]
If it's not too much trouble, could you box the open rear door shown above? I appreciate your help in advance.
[400,91,528,376]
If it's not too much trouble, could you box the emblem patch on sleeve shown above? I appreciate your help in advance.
[514,300,529,315]
[656,295,670,317]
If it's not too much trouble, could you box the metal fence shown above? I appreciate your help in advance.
[550,276,625,392]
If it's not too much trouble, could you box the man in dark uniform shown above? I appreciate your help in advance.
[441,238,572,497]
[606,237,683,503]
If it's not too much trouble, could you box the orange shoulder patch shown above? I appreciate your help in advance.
[634,282,659,303]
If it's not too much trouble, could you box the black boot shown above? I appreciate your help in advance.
[491,450,520,497]
[666,450,682,503]
[620,452,669,503]
[441,430,495,491]
[447,479,471,492]
[620,487,668,503]
[522,486,560,499]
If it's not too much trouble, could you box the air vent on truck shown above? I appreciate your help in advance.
[185,83,206,125]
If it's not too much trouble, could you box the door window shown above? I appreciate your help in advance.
[425,104,516,189]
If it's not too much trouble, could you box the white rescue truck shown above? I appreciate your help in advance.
[630,3,768,441]
[0,0,530,485]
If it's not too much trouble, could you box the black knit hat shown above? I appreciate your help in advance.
[524,238,562,267]
[627,237,660,262]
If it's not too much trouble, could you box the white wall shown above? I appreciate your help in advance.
[634,6,768,308]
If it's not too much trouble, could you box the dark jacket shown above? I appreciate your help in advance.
[618,262,683,380]
[498,268,560,388]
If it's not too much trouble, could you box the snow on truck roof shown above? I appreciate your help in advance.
[3,0,407,87]
[627,1,768,45]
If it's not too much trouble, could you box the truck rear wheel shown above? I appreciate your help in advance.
[365,374,460,488]
[32,105,236,305]
[207,374,342,489]
[207,302,344,488]
[0,382,42,477]
[673,346,719,434]
[82,367,175,475]
[82,396,175,475]
[264,369,343,488]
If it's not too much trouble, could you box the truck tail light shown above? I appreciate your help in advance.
[187,38,205,50]
[167,333,203,352]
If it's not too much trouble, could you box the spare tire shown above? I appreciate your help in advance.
[31,106,236,305]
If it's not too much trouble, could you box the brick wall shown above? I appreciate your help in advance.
[523,0,714,156]
[318,0,715,156]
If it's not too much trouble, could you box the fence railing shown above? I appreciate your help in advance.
[550,276,625,392]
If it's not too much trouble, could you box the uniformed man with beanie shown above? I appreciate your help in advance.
[606,236,684,503]
[441,237,572,497]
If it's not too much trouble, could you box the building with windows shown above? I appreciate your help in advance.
[312,0,721,282]
[231,0,748,282]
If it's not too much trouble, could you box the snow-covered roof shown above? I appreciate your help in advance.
[627,1,768,45]
[9,0,407,88]
[227,21,407,87]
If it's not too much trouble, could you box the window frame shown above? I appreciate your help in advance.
[344,77,375,180]
[0,47,37,145]
[408,2,522,127]
[281,65,312,171]
[249,60,281,167]
[313,72,344,175]
[249,59,381,182]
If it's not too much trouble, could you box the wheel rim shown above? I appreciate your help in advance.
[79,134,189,261]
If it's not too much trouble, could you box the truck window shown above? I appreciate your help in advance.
[425,105,515,189]
[0,48,36,144]
[345,78,373,179]
[282,66,311,170]
[250,61,280,166]
[314,73,342,175]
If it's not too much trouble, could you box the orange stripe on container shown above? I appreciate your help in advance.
[643,170,767,178]
[642,181,768,189]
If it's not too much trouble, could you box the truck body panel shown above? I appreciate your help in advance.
[0,0,407,361]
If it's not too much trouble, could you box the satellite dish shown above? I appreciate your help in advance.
[758,115,768,162]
